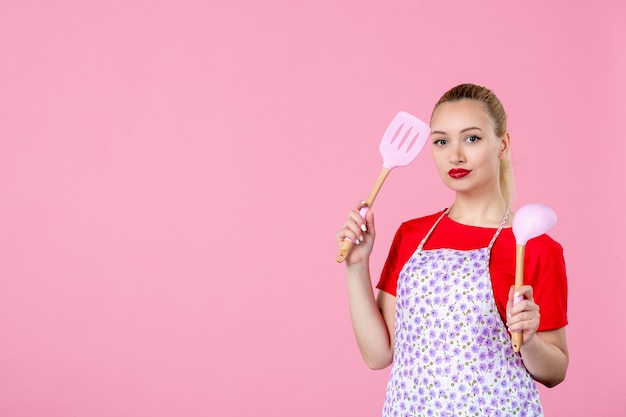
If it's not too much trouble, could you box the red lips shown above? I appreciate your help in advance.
[448,169,471,178]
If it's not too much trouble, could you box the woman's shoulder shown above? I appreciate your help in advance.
[399,210,447,232]
[386,210,448,261]
[525,233,565,257]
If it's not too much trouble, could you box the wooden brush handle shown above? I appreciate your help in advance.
[512,244,525,352]
[336,168,390,263]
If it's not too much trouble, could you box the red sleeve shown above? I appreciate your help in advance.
[524,235,569,331]
[376,225,403,296]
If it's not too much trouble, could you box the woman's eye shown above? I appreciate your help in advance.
[433,138,447,146]
[466,135,481,143]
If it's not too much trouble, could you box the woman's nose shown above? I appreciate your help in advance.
[449,143,465,164]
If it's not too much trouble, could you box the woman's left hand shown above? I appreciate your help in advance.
[506,285,540,344]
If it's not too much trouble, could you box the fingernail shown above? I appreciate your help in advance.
[361,224,367,232]
[514,292,520,298]
[359,235,364,242]
[355,239,360,245]
[360,200,366,205]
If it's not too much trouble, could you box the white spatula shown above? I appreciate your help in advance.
[336,111,430,263]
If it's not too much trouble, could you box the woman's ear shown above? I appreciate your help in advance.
[500,132,511,159]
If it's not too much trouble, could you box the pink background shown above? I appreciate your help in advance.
[1,1,624,416]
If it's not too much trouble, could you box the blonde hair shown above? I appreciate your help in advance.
[432,83,514,206]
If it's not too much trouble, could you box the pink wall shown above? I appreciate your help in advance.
[1,1,624,416]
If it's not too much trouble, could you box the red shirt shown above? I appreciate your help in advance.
[376,210,568,331]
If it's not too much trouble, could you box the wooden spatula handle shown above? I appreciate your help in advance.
[336,168,390,263]
[336,239,354,263]
[512,244,525,352]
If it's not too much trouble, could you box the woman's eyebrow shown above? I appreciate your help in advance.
[431,126,484,136]
[460,126,484,133]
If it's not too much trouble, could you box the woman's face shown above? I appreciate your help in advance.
[430,99,509,196]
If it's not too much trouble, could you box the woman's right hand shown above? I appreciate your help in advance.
[336,200,376,265]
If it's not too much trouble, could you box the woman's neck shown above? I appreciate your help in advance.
[448,194,510,228]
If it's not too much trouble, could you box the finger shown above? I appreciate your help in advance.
[337,212,364,241]
[509,298,539,318]
[509,286,534,315]
[507,286,539,341]
[506,285,515,322]
[347,205,371,234]
[364,206,375,235]
[346,210,368,237]
[508,299,541,335]
[353,200,370,231]
[509,310,538,323]
[338,202,374,246]
[507,313,540,336]
[337,229,361,246]
[356,200,368,210]
[514,285,535,301]
[340,219,364,245]
[509,285,528,321]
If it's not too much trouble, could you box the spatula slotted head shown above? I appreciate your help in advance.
[380,111,431,170]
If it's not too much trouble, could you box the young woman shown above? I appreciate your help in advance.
[337,84,568,416]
